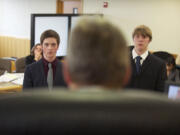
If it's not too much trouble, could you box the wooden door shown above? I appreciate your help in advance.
[56,0,83,14]
[56,0,64,13]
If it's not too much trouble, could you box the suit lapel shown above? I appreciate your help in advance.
[129,47,152,75]
[141,52,151,74]
[54,61,61,85]
[130,53,137,75]
[38,59,47,86]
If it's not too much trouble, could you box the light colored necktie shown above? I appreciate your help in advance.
[47,63,53,90]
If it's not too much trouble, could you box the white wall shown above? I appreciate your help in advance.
[0,0,56,38]
[0,1,4,28]
[83,0,180,54]
[1,0,180,54]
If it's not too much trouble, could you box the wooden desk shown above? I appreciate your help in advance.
[0,82,22,93]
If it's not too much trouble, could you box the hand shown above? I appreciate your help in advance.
[34,53,42,61]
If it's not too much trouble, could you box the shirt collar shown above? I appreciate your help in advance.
[43,57,57,67]
[132,49,148,60]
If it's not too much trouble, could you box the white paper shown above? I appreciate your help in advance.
[0,73,24,85]
[11,77,24,85]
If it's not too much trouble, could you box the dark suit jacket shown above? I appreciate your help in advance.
[25,55,36,66]
[23,59,67,90]
[126,46,167,92]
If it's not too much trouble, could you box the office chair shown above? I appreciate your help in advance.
[0,89,180,135]
[152,51,172,61]
[0,58,11,75]
[153,51,180,75]
[15,57,26,73]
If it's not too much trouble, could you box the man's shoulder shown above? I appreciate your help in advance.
[56,59,63,67]
[146,53,166,70]
[148,53,165,64]
[26,59,43,70]
[128,45,134,51]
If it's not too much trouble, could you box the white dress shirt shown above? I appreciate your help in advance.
[132,49,149,65]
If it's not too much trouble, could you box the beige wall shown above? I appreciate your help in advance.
[83,0,180,54]
[0,2,2,27]
[1,0,180,57]
[0,0,56,38]
[0,0,56,58]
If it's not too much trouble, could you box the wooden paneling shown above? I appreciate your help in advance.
[0,36,30,58]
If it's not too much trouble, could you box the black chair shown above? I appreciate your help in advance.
[152,51,172,61]
[0,89,180,135]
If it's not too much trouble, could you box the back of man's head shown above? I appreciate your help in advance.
[66,17,130,89]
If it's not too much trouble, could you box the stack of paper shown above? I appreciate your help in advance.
[0,73,24,85]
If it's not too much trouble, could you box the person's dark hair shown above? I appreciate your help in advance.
[30,43,41,56]
[166,56,176,70]
[67,17,129,88]
[40,29,60,45]
[153,51,176,70]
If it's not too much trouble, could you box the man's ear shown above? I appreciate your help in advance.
[122,66,131,87]
[62,59,72,87]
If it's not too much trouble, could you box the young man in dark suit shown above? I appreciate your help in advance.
[126,25,167,92]
[23,29,67,90]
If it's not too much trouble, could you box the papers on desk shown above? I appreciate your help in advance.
[0,73,24,85]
